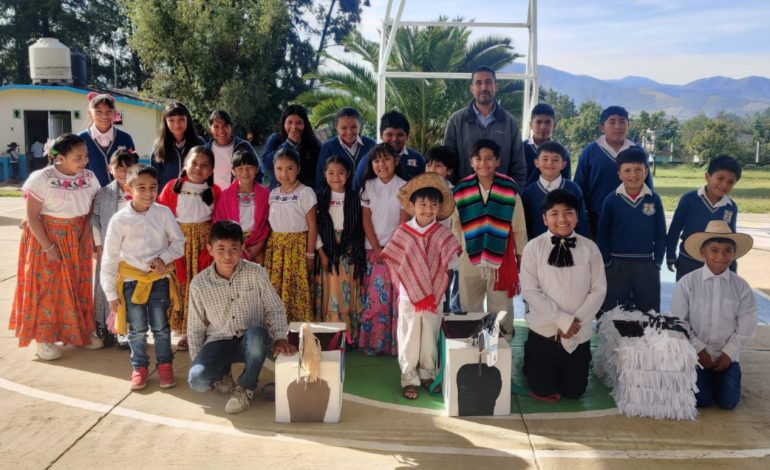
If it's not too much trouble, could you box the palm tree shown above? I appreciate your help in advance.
[297,19,522,153]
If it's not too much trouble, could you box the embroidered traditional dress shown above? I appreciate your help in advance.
[212,180,270,258]
[157,177,221,332]
[265,184,317,322]
[11,167,101,346]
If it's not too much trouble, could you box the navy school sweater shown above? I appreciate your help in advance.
[80,128,135,186]
[352,147,425,190]
[314,136,376,190]
[574,141,653,216]
[597,185,666,265]
[151,136,207,189]
[665,189,738,263]
[524,140,572,186]
[521,178,590,240]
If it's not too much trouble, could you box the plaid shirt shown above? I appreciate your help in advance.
[187,259,288,360]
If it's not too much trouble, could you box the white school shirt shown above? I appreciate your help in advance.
[696,185,733,209]
[100,202,186,302]
[539,175,563,192]
[520,231,607,353]
[89,124,114,148]
[398,218,459,301]
[268,184,317,233]
[210,141,234,189]
[361,175,405,249]
[176,181,213,223]
[316,191,345,249]
[596,135,634,158]
[671,266,757,362]
[238,192,256,233]
[23,166,101,218]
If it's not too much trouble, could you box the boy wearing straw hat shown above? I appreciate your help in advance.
[671,220,757,410]
[382,172,462,400]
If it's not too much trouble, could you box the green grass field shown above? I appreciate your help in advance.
[653,165,770,213]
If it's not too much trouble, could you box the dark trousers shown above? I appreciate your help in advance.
[523,331,591,399]
[588,211,600,240]
[696,362,742,410]
[603,258,661,313]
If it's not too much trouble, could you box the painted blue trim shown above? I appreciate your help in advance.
[0,84,163,110]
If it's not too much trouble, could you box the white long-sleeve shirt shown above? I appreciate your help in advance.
[520,231,607,353]
[100,202,186,302]
[671,266,757,362]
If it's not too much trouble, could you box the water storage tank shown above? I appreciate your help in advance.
[29,38,72,85]
[70,50,87,87]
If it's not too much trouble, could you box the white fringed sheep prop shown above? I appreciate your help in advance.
[595,307,699,420]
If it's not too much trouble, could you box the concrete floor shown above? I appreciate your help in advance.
[0,197,768,470]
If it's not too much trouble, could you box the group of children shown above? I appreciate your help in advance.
[8,92,758,413]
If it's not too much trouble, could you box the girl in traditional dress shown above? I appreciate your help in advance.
[358,143,406,355]
[11,134,102,360]
[79,93,135,187]
[92,148,139,347]
[264,148,317,322]
[315,155,366,341]
[213,149,270,262]
[151,102,207,189]
[158,146,221,350]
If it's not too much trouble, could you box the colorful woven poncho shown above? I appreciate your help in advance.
[453,172,521,296]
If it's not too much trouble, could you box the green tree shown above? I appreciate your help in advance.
[558,100,602,157]
[297,20,521,153]
[686,119,741,163]
[125,0,298,137]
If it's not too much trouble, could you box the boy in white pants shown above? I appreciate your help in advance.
[382,173,462,400]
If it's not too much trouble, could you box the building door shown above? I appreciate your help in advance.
[23,111,48,152]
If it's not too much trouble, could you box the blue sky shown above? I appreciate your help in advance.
[358,0,770,84]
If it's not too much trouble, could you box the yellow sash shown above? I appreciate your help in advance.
[115,261,182,335]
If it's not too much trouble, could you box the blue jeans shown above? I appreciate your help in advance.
[695,362,742,410]
[124,278,173,369]
[188,325,271,392]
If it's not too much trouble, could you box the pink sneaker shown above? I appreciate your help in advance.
[130,367,148,390]
[158,362,176,389]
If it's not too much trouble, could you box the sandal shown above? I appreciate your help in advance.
[402,385,419,400]
[421,379,441,394]
[176,336,189,351]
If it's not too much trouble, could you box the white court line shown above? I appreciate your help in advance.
[1,376,769,460]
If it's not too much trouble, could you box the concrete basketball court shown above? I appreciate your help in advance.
[0,197,769,469]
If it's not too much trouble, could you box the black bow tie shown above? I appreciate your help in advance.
[548,236,577,267]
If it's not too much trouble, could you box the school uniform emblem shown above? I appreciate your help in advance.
[723,210,734,223]
[642,203,655,216]
[406,158,417,167]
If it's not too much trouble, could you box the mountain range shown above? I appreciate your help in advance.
[503,63,770,119]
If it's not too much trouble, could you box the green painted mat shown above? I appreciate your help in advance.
[343,322,617,415]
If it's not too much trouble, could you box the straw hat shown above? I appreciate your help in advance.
[683,220,753,261]
[397,172,455,220]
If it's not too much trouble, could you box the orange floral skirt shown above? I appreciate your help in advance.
[264,231,313,322]
[10,215,95,347]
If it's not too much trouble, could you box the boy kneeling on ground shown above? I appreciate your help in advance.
[671,221,757,410]
[187,220,297,414]
[520,190,606,401]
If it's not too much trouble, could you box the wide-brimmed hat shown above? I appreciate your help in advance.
[7,142,18,149]
[397,172,455,220]
[684,220,753,261]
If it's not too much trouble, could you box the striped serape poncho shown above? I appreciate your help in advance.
[453,172,521,296]
[382,221,462,313]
